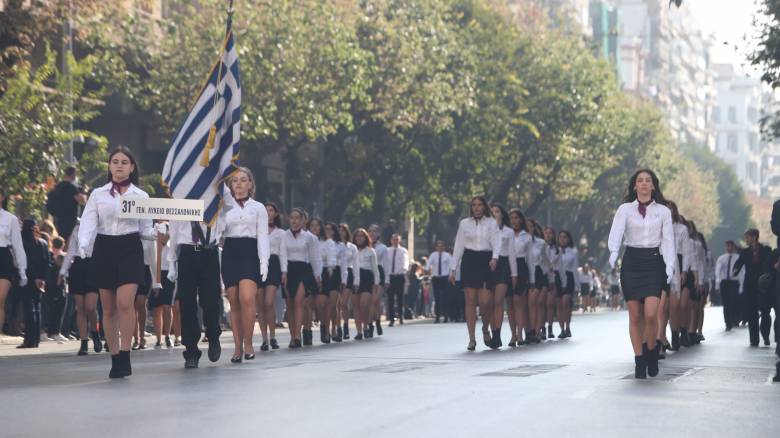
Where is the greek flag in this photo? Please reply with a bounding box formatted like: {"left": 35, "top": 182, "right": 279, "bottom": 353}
{"left": 162, "top": 16, "right": 241, "bottom": 225}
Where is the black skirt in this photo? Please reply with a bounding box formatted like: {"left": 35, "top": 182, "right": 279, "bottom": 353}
{"left": 148, "top": 271, "right": 175, "bottom": 308}
{"left": 358, "top": 268, "right": 375, "bottom": 293}
{"left": 137, "top": 265, "right": 152, "bottom": 297}
{"left": 620, "top": 247, "right": 665, "bottom": 301}
{"left": 491, "top": 255, "right": 512, "bottom": 287}
{"left": 260, "top": 254, "right": 282, "bottom": 288}
{"left": 67, "top": 257, "right": 97, "bottom": 295}
{"left": 580, "top": 283, "right": 590, "bottom": 296}
{"left": 286, "top": 261, "right": 312, "bottom": 297}
{"left": 321, "top": 266, "right": 342, "bottom": 294}
{"left": 91, "top": 233, "right": 145, "bottom": 290}
{"left": 461, "top": 249, "right": 492, "bottom": 289}
{"left": 221, "top": 237, "right": 260, "bottom": 288}
{"left": 378, "top": 265, "right": 386, "bottom": 286}
{"left": 554, "top": 271, "right": 563, "bottom": 291}
{"left": 0, "top": 247, "right": 15, "bottom": 281}
{"left": 557, "top": 271, "right": 575, "bottom": 296}
{"left": 344, "top": 267, "right": 355, "bottom": 291}
{"left": 512, "top": 257, "right": 530, "bottom": 296}
{"left": 533, "top": 265, "right": 549, "bottom": 289}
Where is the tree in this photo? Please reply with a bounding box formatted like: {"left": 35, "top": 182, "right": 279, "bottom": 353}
{"left": 750, "top": 0, "right": 780, "bottom": 138}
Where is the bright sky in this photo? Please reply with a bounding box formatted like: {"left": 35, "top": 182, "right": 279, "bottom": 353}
{"left": 686, "top": 0, "right": 763, "bottom": 75}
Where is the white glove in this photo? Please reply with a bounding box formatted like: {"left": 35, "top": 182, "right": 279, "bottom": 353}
{"left": 152, "top": 282, "right": 163, "bottom": 290}
{"left": 608, "top": 252, "right": 618, "bottom": 269}
{"left": 260, "top": 263, "right": 268, "bottom": 282}
{"left": 167, "top": 265, "right": 177, "bottom": 283}
{"left": 78, "top": 247, "right": 87, "bottom": 259}
{"left": 19, "top": 272, "right": 28, "bottom": 288}
{"left": 154, "top": 223, "right": 169, "bottom": 235}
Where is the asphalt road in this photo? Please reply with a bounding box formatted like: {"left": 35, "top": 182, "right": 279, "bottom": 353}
{"left": 1, "top": 307, "right": 778, "bottom": 438}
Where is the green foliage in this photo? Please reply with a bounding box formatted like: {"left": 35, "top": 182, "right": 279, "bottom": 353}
{"left": 0, "top": 45, "right": 107, "bottom": 215}
{"left": 750, "top": 0, "right": 780, "bottom": 138}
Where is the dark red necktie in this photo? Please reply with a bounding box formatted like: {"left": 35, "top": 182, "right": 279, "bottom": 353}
{"left": 109, "top": 179, "right": 131, "bottom": 197}
{"left": 638, "top": 200, "right": 652, "bottom": 218}
{"left": 235, "top": 196, "right": 249, "bottom": 208}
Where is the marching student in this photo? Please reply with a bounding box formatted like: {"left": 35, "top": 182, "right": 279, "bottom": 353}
{"left": 77, "top": 147, "right": 162, "bottom": 378}
{"left": 556, "top": 230, "right": 578, "bottom": 339}
{"left": 687, "top": 221, "right": 706, "bottom": 345}
{"left": 18, "top": 219, "right": 50, "bottom": 349}
{"left": 543, "top": 226, "right": 560, "bottom": 338}
{"left": 257, "top": 202, "right": 285, "bottom": 351}
{"left": 353, "top": 228, "right": 380, "bottom": 340}
{"left": 579, "top": 265, "right": 594, "bottom": 313}
{"left": 281, "top": 208, "right": 321, "bottom": 348}
{"left": 303, "top": 217, "right": 322, "bottom": 346}
{"left": 0, "top": 188, "right": 26, "bottom": 341}
{"left": 217, "top": 168, "right": 270, "bottom": 362}
{"left": 167, "top": 211, "right": 223, "bottom": 368}
{"left": 384, "top": 233, "right": 409, "bottom": 327}
{"left": 338, "top": 223, "right": 357, "bottom": 340}
{"left": 665, "top": 201, "right": 690, "bottom": 351}
{"left": 132, "top": 238, "right": 158, "bottom": 350}
{"left": 509, "top": 209, "right": 532, "bottom": 346}
{"left": 608, "top": 169, "right": 675, "bottom": 379}
{"left": 322, "top": 222, "right": 342, "bottom": 341}
{"left": 715, "top": 240, "right": 742, "bottom": 331}
{"left": 528, "top": 220, "right": 550, "bottom": 342}
{"left": 368, "top": 224, "right": 387, "bottom": 336}
{"left": 487, "top": 204, "right": 517, "bottom": 349}
{"left": 60, "top": 223, "right": 102, "bottom": 355}
{"left": 148, "top": 225, "right": 175, "bottom": 349}
{"left": 677, "top": 216, "right": 698, "bottom": 347}
{"left": 450, "top": 196, "right": 501, "bottom": 351}
{"left": 315, "top": 221, "right": 341, "bottom": 344}
{"left": 426, "top": 240, "right": 453, "bottom": 324}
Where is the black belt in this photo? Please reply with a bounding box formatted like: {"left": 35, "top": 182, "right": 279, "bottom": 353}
{"left": 181, "top": 243, "right": 218, "bottom": 252}
{"left": 390, "top": 274, "right": 405, "bottom": 278}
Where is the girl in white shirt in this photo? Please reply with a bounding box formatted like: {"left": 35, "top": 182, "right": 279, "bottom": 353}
{"left": 368, "top": 224, "right": 387, "bottom": 337}
{"left": 543, "top": 226, "right": 560, "bottom": 338}
{"left": 338, "top": 223, "right": 357, "bottom": 341}
{"left": 607, "top": 169, "right": 675, "bottom": 379}
{"left": 258, "top": 202, "right": 285, "bottom": 351}
{"left": 508, "top": 209, "right": 532, "bottom": 346}
{"left": 78, "top": 147, "right": 161, "bottom": 378}
{"left": 449, "top": 196, "right": 501, "bottom": 351}
{"left": 0, "top": 189, "right": 26, "bottom": 342}
{"left": 322, "top": 222, "right": 343, "bottom": 343}
{"left": 60, "top": 222, "right": 101, "bottom": 356}
{"left": 281, "top": 208, "right": 320, "bottom": 349}
{"left": 488, "top": 204, "right": 517, "bottom": 350}
{"left": 311, "top": 219, "right": 339, "bottom": 344}
{"left": 557, "top": 230, "right": 578, "bottom": 339}
{"left": 528, "top": 220, "right": 551, "bottom": 342}
{"left": 217, "top": 168, "right": 270, "bottom": 362}
{"left": 131, "top": 238, "right": 158, "bottom": 350}
{"left": 352, "top": 228, "right": 380, "bottom": 341}
{"left": 664, "top": 201, "right": 689, "bottom": 351}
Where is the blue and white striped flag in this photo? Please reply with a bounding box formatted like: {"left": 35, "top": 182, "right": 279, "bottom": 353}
{"left": 162, "top": 16, "right": 241, "bottom": 225}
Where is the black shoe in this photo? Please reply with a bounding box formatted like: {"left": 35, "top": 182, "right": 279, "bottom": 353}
{"left": 483, "top": 330, "right": 492, "bottom": 348}
{"left": 119, "top": 350, "right": 132, "bottom": 377}
{"left": 343, "top": 324, "right": 350, "bottom": 340}
{"left": 565, "top": 328, "right": 572, "bottom": 338}
{"left": 303, "top": 329, "right": 313, "bottom": 346}
{"left": 109, "top": 354, "right": 123, "bottom": 378}
{"left": 355, "top": 333, "right": 363, "bottom": 341}
{"left": 376, "top": 320, "right": 383, "bottom": 336}
{"left": 208, "top": 338, "right": 221, "bottom": 362}
{"left": 260, "top": 342, "right": 269, "bottom": 351}
{"left": 91, "top": 331, "right": 102, "bottom": 353}
{"left": 368, "top": 323, "right": 374, "bottom": 338}
{"left": 634, "top": 355, "right": 647, "bottom": 379}
{"left": 680, "top": 329, "right": 690, "bottom": 347}
{"left": 363, "top": 328, "right": 370, "bottom": 339}
{"left": 244, "top": 353, "right": 255, "bottom": 360}
{"left": 508, "top": 340, "right": 517, "bottom": 348}
{"left": 644, "top": 343, "right": 659, "bottom": 378}
{"left": 270, "top": 338, "right": 280, "bottom": 349}
{"left": 78, "top": 340, "right": 89, "bottom": 356}
{"left": 320, "top": 326, "right": 328, "bottom": 344}
{"left": 16, "top": 343, "right": 34, "bottom": 349}
{"left": 389, "top": 320, "right": 395, "bottom": 327}
{"left": 557, "top": 331, "right": 566, "bottom": 339}
{"left": 289, "top": 339, "right": 302, "bottom": 349}
{"left": 726, "top": 325, "right": 732, "bottom": 332}
{"left": 336, "top": 326, "right": 343, "bottom": 341}
{"left": 764, "top": 337, "right": 771, "bottom": 346}
{"left": 490, "top": 329, "right": 501, "bottom": 349}
{"left": 399, "top": 318, "right": 404, "bottom": 325}
{"left": 165, "top": 335, "right": 173, "bottom": 348}
{"left": 539, "top": 329, "right": 547, "bottom": 341}
{"left": 547, "top": 325, "right": 554, "bottom": 338}
{"left": 184, "top": 349, "right": 202, "bottom": 369}
{"left": 670, "top": 330, "right": 680, "bottom": 351}
{"left": 467, "top": 340, "right": 476, "bottom": 351}
{"left": 104, "top": 341, "right": 110, "bottom": 353}
{"left": 155, "top": 340, "right": 162, "bottom": 348}
{"left": 230, "top": 353, "right": 243, "bottom": 363}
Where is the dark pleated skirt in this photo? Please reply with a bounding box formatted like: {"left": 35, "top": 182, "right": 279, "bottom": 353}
{"left": 620, "top": 247, "right": 665, "bottom": 301}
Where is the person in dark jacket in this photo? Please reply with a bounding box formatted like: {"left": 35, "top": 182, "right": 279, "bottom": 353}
{"left": 732, "top": 229, "right": 773, "bottom": 347}
{"left": 18, "top": 219, "right": 52, "bottom": 348}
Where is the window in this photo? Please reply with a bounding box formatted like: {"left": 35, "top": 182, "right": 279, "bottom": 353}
{"left": 748, "top": 108, "right": 759, "bottom": 123}
{"left": 749, "top": 133, "right": 758, "bottom": 152}
{"left": 747, "top": 163, "right": 758, "bottom": 183}
{"left": 713, "top": 107, "right": 721, "bottom": 124}
{"left": 728, "top": 106, "right": 737, "bottom": 123}
{"left": 728, "top": 134, "right": 738, "bottom": 153}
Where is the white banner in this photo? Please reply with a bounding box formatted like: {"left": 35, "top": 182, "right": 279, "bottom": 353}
{"left": 117, "top": 197, "right": 204, "bottom": 222}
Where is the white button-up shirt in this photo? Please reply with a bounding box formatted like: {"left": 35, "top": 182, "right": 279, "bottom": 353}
{"left": 268, "top": 226, "right": 288, "bottom": 265}
{"left": 281, "top": 230, "right": 321, "bottom": 275}
{"left": 546, "top": 244, "right": 560, "bottom": 276}
{"left": 426, "top": 251, "right": 453, "bottom": 277}
{"left": 673, "top": 222, "right": 693, "bottom": 273}
{"left": 0, "top": 208, "right": 26, "bottom": 274}
{"left": 216, "top": 198, "right": 270, "bottom": 269}
{"left": 355, "top": 246, "right": 380, "bottom": 285}
{"left": 452, "top": 216, "right": 501, "bottom": 272}
{"left": 512, "top": 230, "right": 533, "bottom": 259}
{"left": 374, "top": 241, "right": 388, "bottom": 269}
{"left": 559, "top": 247, "right": 579, "bottom": 289}
{"left": 339, "top": 241, "right": 357, "bottom": 285}
{"left": 78, "top": 182, "right": 155, "bottom": 256}
{"left": 715, "top": 251, "right": 744, "bottom": 291}
{"left": 384, "top": 245, "right": 409, "bottom": 277}
{"left": 529, "top": 238, "right": 551, "bottom": 282}
{"left": 320, "top": 238, "right": 340, "bottom": 269}
{"left": 608, "top": 200, "right": 675, "bottom": 276}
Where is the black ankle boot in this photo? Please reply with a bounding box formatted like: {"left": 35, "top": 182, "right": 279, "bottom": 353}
{"left": 634, "top": 355, "right": 647, "bottom": 379}
{"left": 320, "top": 326, "right": 328, "bottom": 344}
{"left": 670, "top": 330, "right": 680, "bottom": 351}
{"left": 120, "top": 350, "right": 132, "bottom": 377}
{"left": 78, "top": 340, "right": 89, "bottom": 356}
{"left": 491, "top": 328, "right": 501, "bottom": 349}
{"left": 643, "top": 343, "right": 659, "bottom": 377}
{"left": 343, "top": 323, "right": 350, "bottom": 340}
{"left": 109, "top": 354, "right": 123, "bottom": 379}
{"left": 680, "top": 328, "right": 690, "bottom": 347}
{"left": 303, "top": 329, "right": 313, "bottom": 346}
{"left": 375, "top": 320, "right": 383, "bottom": 336}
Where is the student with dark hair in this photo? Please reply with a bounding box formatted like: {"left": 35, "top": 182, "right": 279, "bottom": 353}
{"left": 337, "top": 223, "right": 357, "bottom": 340}
{"left": 557, "top": 230, "right": 578, "bottom": 339}
{"left": 258, "top": 202, "right": 285, "bottom": 351}
{"left": 732, "top": 228, "right": 773, "bottom": 347}
{"left": 78, "top": 147, "right": 163, "bottom": 377}
{"left": 509, "top": 209, "right": 532, "bottom": 346}
{"left": 18, "top": 219, "right": 50, "bottom": 348}
{"left": 485, "top": 204, "right": 517, "bottom": 349}
{"left": 60, "top": 223, "right": 102, "bottom": 355}
{"left": 528, "top": 219, "right": 550, "bottom": 342}
{"left": 0, "top": 188, "right": 26, "bottom": 336}
{"left": 450, "top": 196, "right": 501, "bottom": 351}
{"left": 353, "top": 228, "right": 379, "bottom": 340}
{"left": 368, "top": 224, "right": 387, "bottom": 336}
{"left": 46, "top": 166, "right": 87, "bottom": 241}
{"left": 608, "top": 169, "right": 675, "bottom": 379}
{"left": 44, "top": 238, "right": 68, "bottom": 342}
{"left": 543, "top": 226, "right": 560, "bottom": 338}
{"left": 665, "top": 201, "right": 691, "bottom": 351}
{"left": 315, "top": 221, "right": 341, "bottom": 343}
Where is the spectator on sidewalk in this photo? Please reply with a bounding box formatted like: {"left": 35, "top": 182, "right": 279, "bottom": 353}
{"left": 18, "top": 219, "right": 51, "bottom": 348}
{"left": 45, "top": 166, "right": 87, "bottom": 241}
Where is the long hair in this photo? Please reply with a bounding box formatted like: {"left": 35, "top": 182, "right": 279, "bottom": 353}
{"left": 469, "top": 196, "right": 489, "bottom": 219}
{"left": 687, "top": 219, "right": 698, "bottom": 239}
{"left": 509, "top": 208, "right": 527, "bottom": 232}
{"left": 544, "top": 226, "right": 559, "bottom": 253}
{"left": 490, "top": 203, "right": 510, "bottom": 229}
{"left": 325, "top": 222, "right": 341, "bottom": 243}
{"left": 106, "top": 146, "right": 140, "bottom": 185}
{"left": 266, "top": 202, "right": 282, "bottom": 228}
{"left": 339, "top": 223, "right": 352, "bottom": 244}
{"left": 532, "top": 220, "right": 544, "bottom": 239}
{"left": 697, "top": 232, "right": 708, "bottom": 252}
{"left": 21, "top": 218, "right": 36, "bottom": 243}
{"left": 353, "top": 228, "right": 372, "bottom": 249}
{"left": 667, "top": 200, "right": 681, "bottom": 223}
{"left": 624, "top": 169, "right": 667, "bottom": 205}
{"left": 0, "top": 188, "right": 8, "bottom": 210}
{"left": 308, "top": 217, "right": 324, "bottom": 240}
{"left": 228, "top": 166, "right": 256, "bottom": 198}
{"left": 559, "top": 230, "right": 574, "bottom": 248}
